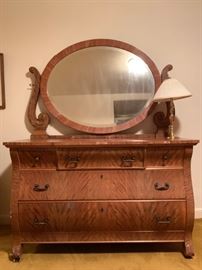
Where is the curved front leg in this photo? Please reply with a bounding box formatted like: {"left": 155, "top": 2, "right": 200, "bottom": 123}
{"left": 184, "top": 240, "right": 194, "bottom": 258}
{"left": 9, "top": 244, "right": 22, "bottom": 262}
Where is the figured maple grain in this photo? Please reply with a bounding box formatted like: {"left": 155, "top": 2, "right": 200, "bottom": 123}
{"left": 145, "top": 147, "right": 184, "bottom": 168}
{"left": 57, "top": 148, "right": 144, "bottom": 169}
{"left": 18, "top": 150, "right": 56, "bottom": 169}
{"left": 20, "top": 231, "right": 185, "bottom": 243}
{"left": 18, "top": 169, "right": 185, "bottom": 200}
{"left": 18, "top": 201, "right": 186, "bottom": 232}
{"left": 40, "top": 39, "right": 161, "bottom": 134}
{"left": 3, "top": 137, "right": 199, "bottom": 260}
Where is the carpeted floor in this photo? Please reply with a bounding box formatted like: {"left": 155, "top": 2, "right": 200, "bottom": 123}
{"left": 0, "top": 219, "right": 202, "bottom": 270}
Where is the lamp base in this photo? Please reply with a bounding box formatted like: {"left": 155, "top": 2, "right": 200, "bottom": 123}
{"left": 167, "top": 124, "right": 175, "bottom": 140}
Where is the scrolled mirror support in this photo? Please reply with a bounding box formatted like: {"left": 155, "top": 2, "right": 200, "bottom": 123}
{"left": 153, "top": 64, "right": 174, "bottom": 137}
{"left": 27, "top": 67, "right": 50, "bottom": 139}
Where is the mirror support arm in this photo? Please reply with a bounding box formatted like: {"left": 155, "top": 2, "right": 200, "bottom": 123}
{"left": 27, "top": 67, "right": 50, "bottom": 139}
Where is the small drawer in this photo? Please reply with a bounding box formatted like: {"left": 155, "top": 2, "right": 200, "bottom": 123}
{"left": 146, "top": 147, "right": 184, "bottom": 168}
{"left": 18, "top": 150, "right": 56, "bottom": 170}
{"left": 18, "top": 201, "right": 186, "bottom": 233}
{"left": 57, "top": 148, "right": 144, "bottom": 170}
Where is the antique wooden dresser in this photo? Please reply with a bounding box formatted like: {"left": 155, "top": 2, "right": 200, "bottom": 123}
{"left": 3, "top": 39, "right": 199, "bottom": 261}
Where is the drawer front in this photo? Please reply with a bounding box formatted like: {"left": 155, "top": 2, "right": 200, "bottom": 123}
{"left": 19, "top": 169, "right": 185, "bottom": 200}
{"left": 137, "top": 170, "right": 185, "bottom": 199}
{"left": 19, "top": 201, "right": 186, "bottom": 232}
{"left": 146, "top": 147, "right": 184, "bottom": 168}
{"left": 19, "top": 170, "right": 135, "bottom": 200}
{"left": 57, "top": 148, "right": 144, "bottom": 170}
{"left": 18, "top": 150, "right": 56, "bottom": 169}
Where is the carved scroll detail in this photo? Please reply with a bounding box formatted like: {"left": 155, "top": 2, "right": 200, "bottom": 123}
{"left": 153, "top": 64, "right": 174, "bottom": 137}
{"left": 27, "top": 67, "right": 50, "bottom": 139}
{"left": 161, "top": 64, "right": 173, "bottom": 81}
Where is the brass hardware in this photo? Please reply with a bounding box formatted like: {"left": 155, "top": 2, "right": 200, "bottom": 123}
{"left": 167, "top": 100, "right": 175, "bottom": 140}
{"left": 33, "top": 218, "right": 49, "bottom": 225}
{"left": 156, "top": 216, "right": 171, "bottom": 224}
{"left": 121, "top": 156, "right": 136, "bottom": 167}
{"left": 162, "top": 154, "right": 168, "bottom": 160}
{"left": 65, "top": 156, "right": 80, "bottom": 168}
{"left": 154, "top": 182, "right": 170, "bottom": 191}
{"left": 162, "top": 153, "right": 169, "bottom": 166}
{"left": 32, "top": 156, "right": 41, "bottom": 167}
{"left": 33, "top": 184, "right": 49, "bottom": 192}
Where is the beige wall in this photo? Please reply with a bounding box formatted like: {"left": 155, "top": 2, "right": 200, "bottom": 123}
{"left": 0, "top": 0, "right": 201, "bottom": 223}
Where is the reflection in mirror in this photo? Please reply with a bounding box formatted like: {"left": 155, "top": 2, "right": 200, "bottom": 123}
{"left": 47, "top": 46, "right": 155, "bottom": 128}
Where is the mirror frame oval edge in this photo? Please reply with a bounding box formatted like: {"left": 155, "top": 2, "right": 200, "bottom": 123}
{"left": 40, "top": 39, "right": 161, "bottom": 134}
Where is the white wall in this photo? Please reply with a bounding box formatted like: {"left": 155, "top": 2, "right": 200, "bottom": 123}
{"left": 0, "top": 0, "right": 201, "bottom": 223}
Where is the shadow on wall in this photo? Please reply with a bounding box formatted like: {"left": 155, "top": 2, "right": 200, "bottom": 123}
{"left": 0, "top": 165, "right": 12, "bottom": 225}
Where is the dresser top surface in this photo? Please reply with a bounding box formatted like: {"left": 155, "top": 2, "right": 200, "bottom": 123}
{"left": 3, "top": 134, "right": 199, "bottom": 148}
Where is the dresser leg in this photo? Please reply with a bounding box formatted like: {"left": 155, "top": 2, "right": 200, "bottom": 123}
{"left": 183, "top": 240, "right": 194, "bottom": 258}
{"left": 9, "top": 244, "right": 22, "bottom": 262}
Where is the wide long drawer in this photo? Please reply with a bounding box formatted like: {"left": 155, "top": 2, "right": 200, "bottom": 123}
{"left": 18, "top": 170, "right": 185, "bottom": 200}
{"left": 19, "top": 201, "right": 186, "bottom": 232}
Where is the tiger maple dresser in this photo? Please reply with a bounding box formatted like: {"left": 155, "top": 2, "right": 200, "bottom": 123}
{"left": 3, "top": 39, "right": 199, "bottom": 261}
{"left": 4, "top": 135, "right": 198, "bottom": 261}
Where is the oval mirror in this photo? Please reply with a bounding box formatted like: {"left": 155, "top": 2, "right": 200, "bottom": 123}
{"left": 40, "top": 39, "right": 161, "bottom": 134}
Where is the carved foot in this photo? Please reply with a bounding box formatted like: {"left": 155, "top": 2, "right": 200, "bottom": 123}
{"left": 9, "top": 253, "right": 21, "bottom": 262}
{"left": 183, "top": 240, "right": 194, "bottom": 258}
{"left": 9, "top": 244, "right": 22, "bottom": 262}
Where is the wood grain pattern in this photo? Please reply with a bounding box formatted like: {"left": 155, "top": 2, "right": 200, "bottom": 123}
{"left": 40, "top": 39, "right": 161, "bottom": 134}
{"left": 27, "top": 67, "right": 50, "bottom": 138}
{"left": 18, "top": 201, "right": 186, "bottom": 232}
{"left": 18, "top": 169, "right": 185, "bottom": 200}
{"left": 18, "top": 150, "right": 56, "bottom": 169}
{"left": 57, "top": 148, "right": 144, "bottom": 169}
{"left": 145, "top": 147, "right": 184, "bottom": 168}
{"left": 20, "top": 231, "right": 185, "bottom": 243}
{"left": 3, "top": 137, "right": 199, "bottom": 260}
{"left": 3, "top": 135, "right": 199, "bottom": 148}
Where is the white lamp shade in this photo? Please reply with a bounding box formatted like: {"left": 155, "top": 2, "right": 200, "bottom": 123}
{"left": 153, "top": 78, "right": 192, "bottom": 102}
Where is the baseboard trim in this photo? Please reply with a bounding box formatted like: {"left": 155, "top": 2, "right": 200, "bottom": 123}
{"left": 195, "top": 208, "right": 202, "bottom": 219}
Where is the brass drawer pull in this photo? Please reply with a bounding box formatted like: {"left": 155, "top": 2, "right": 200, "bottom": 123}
{"left": 33, "top": 184, "right": 49, "bottom": 192}
{"left": 154, "top": 182, "right": 170, "bottom": 191}
{"left": 65, "top": 156, "right": 80, "bottom": 168}
{"left": 32, "top": 156, "right": 41, "bottom": 167}
{"left": 156, "top": 216, "right": 171, "bottom": 224}
{"left": 162, "top": 153, "right": 170, "bottom": 166}
{"left": 121, "top": 156, "right": 136, "bottom": 167}
{"left": 33, "top": 218, "right": 49, "bottom": 225}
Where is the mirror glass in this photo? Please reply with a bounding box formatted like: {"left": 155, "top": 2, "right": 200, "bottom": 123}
{"left": 47, "top": 46, "right": 155, "bottom": 128}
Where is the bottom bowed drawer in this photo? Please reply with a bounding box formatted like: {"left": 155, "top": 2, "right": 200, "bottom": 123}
{"left": 18, "top": 201, "right": 186, "bottom": 233}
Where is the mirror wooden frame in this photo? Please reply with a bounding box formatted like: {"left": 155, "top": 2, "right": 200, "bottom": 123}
{"left": 39, "top": 39, "right": 161, "bottom": 134}
{"left": 0, "top": 53, "right": 5, "bottom": 110}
